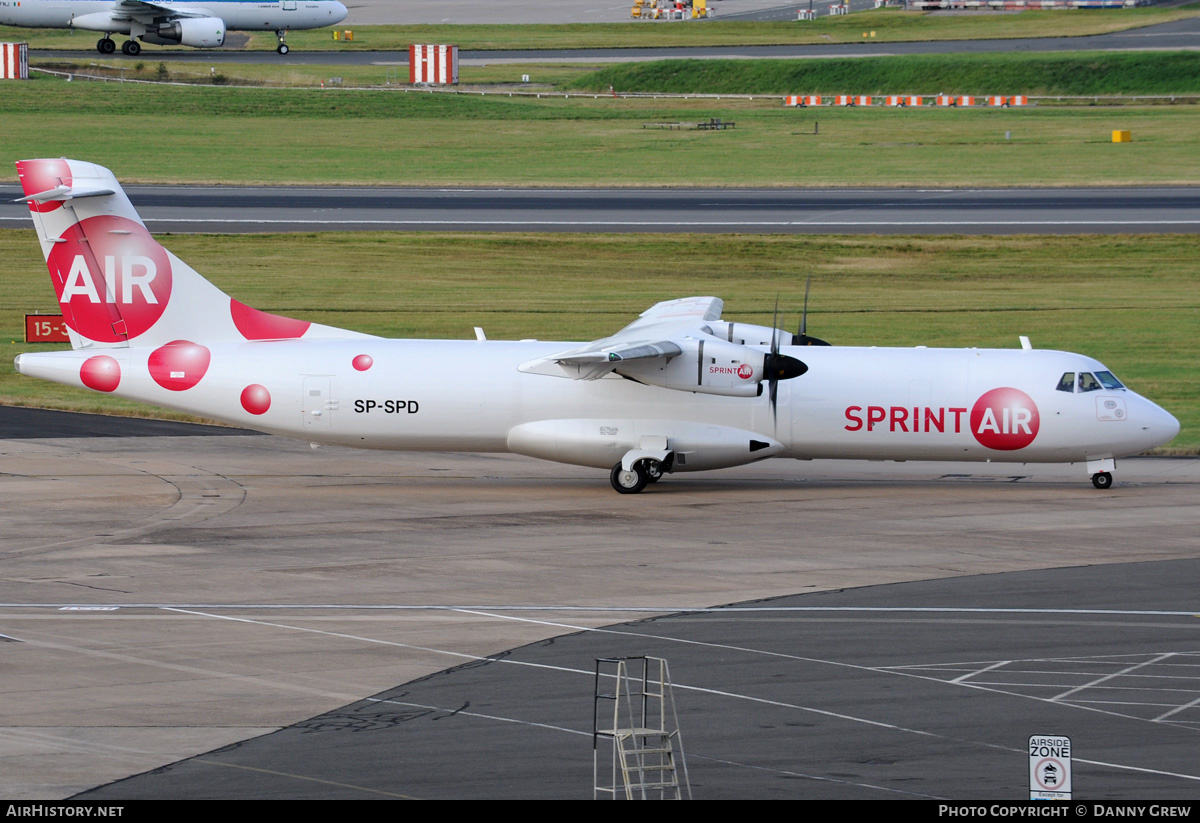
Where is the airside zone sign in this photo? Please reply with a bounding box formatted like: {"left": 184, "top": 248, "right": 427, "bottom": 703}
{"left": 1030, "top": 735, "right": 1072, "bottom": 800}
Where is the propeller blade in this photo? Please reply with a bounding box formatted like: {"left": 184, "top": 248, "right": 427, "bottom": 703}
{"left": 770, "top": 372, "right": 779, "bottom": 427}
{"left": 792, "top": 276, "right": 832, "bottom": 347}
{"left": 801, "top": 275, "right": 811, "bottom": 338}
{"left": 769, "top": 296, "right": 781, "bottom": 426}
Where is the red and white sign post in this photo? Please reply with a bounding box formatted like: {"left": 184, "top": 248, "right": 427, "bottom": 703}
{"left": 1, "top": 42, "right": 28, "bottom": 80}
{"left": 409, "top": 44, "right": 459, "bottom": 85}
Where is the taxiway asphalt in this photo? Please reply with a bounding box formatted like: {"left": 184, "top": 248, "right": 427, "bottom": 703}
{"left": 0, "top": 409, "right": 1196, "bottom": 798}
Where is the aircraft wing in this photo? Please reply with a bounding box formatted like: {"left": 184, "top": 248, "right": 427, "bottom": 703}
{"left": 518, "top": 297, "right": 725, "bottom": 381}
{"left": 618, "top": 296, "right": 724, "bottom": 333}
{"left": 111, "top": 0, "right": 214, "bottom": 20}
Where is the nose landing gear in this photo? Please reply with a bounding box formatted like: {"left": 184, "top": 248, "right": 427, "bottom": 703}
{"left": 1091, "top": 471, "right": 1113, "bottom": 489}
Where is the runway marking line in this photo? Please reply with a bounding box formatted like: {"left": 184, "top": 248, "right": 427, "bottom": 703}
{"left": 190, "top": 758, "right": 419, "bottom": 799}
{"left": 1050, "top": 651, "right": 1177, "bottom": 702}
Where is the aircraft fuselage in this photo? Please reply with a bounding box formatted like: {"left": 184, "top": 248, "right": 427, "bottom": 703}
{"left": 14, "top": 340, "right": 1177, "bottom": 472}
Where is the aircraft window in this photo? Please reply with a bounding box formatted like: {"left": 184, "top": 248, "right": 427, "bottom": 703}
{"left": 1078, "top": 372, "right": 1102, "bottom": 392}
{"left": 1056, "top": 373, "right": 1075, "bottom": 393}
{"left": 1095, "top": 370, "right": 1124, "bottom": 389}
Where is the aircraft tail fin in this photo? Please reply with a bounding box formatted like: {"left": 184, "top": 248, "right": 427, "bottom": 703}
{"left": 15, "top": 158, "right": 358, "bottom": 351}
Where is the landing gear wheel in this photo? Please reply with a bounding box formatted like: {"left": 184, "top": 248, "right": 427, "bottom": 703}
{"left": 610, "top": 462, "right": 648, "bottom": 495}
{"left": 277, "top": 43, "right": 289, "bottom": 55}
{"left": 97, "top": 37, "right": 116, "bottom": 55}
{"left": 643, "top": 460, "right": 663, "bottom": 484}
{"left": 121, "top": 39, "right": 141, "bottom": 56}
{"left": 1091, "top": 471, "right": 1113, "bottom": 490}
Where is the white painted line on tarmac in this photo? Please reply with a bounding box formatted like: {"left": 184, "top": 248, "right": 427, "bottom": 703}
{"left": 950, "top": 659, "right": 1009, "bottom": 683}
{"left": 8, "top": 604, "right": 1200, "bottom": 616}
{"left": 1154, "top": 692, "right": 1200, "bottom": 722}
{"left": 1050, "top": 652, "right": 1177, "bottom": 702}
{"left": 366, "top": 696, "right": 588, "bottom": 737}
{"left": 190, "top": 758, "right": 418, "bottom": 799}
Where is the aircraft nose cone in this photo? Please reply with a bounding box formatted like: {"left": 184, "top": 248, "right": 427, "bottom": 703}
{"left": 333, "top": 1, "right": 349, "bottom": 22}
{"left": 1139, "top": 397, "right": 1180, "bottom": 450}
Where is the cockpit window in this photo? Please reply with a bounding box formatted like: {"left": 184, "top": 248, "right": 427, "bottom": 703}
{"left": 1078, "top": 372, "right": 1102, "bottom": 392}
{"left": 1056, "top": 373, "right": 1075, "bottom": 393}
{"left": 1095, "top": 370, "right": 1124, "bottom": 390}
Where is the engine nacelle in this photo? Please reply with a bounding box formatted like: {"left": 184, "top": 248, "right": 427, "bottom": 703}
{"left": 507, "top": 419, "right": 783, "bottom": 471}
{"left": 156, "top": 17, "right": 226, "bottom": 48}
{"left": 704, "top": 321, "right": 787, "bottom": 347}
{"left": 616, "top": 338, "right": 766, "bottom": 398}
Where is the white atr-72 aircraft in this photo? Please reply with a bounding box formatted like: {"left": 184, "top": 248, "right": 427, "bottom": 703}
{"left": 12, "top": 159, "right": 1181, "bottom": 494}
{"left": 0, "top": 0, "right": 347, "bottom": 55}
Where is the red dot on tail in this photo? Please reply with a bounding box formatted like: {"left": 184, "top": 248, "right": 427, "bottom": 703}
{"left": 240, "top": 384, "right": 271, "bottom": 415}
{"left": 80, "top": 355, "right": 121, "bottom": 392}
{"left": 148, "top": 340, "right": 211, "bottom": 391}
{"left": 352, "top": 354, "right": 373, "bottom": 371}
{"left": 16, "top": 159, "right": 71, "bottom": 213}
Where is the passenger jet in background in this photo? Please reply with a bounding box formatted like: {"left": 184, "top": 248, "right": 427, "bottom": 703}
{"left": 12, "top": 159, "right": 1181, "bottom": 493}
{"left": 0, "top": 0, "right": 348, "bottom": 54}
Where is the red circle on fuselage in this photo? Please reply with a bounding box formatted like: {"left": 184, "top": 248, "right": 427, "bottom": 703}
{"left": 970, "top": 387, "right": 1039, "bottom": 450}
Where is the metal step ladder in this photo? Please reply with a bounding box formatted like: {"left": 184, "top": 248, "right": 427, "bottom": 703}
{"left": 593, "top": 656, "right": 691, "bottom": 799}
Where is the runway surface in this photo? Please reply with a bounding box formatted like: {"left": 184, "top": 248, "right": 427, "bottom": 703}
{"left": 34, "top": 14, "right": 1200, "bottom": 65}
{"left": 5, "top": 185, "right": 1199, "bottom": 235}
{"left": 0, "top": 409, "right": 1196, "bottom": 798}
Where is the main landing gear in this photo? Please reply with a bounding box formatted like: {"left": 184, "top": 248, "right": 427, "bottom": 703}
{"left": 95, "top": 37, "right": 139, "bottom": 55}
{"left": 1091, "top": 471, "right": 1113, "bottom": 490}
{"left": 610, "top": 456, "right": 669, "bottom": 495}
{"left": 275, "top": 29, "right": 290, "bottom": 54}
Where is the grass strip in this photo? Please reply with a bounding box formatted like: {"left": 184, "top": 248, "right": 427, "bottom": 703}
{"left": 570, "top": 51, "right": 1200, "bottom": 96}
{"left": 3, "top": 77, "right": 1200, "bottom": 187}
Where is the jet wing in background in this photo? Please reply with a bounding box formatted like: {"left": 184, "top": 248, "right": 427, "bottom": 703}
{"left": 109, "top": 0, "right": 215, "bottom": 21}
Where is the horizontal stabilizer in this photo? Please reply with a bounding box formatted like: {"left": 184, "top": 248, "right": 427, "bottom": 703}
{"left": 17, "top": 183, "right": 114, "bottom": 204}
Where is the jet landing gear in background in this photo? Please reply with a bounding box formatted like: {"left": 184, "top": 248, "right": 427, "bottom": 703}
{"left": 1091, "top": 471, "right": 1113, "bottom": 489}
{"left": 96, "top": 36, "right": 116, "bottom": 54}
{"left": 275, "top": 29, "right": 290, "bottom": 54}
{"left": 121, "top": 39, "right": 141, "bottom": 56}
